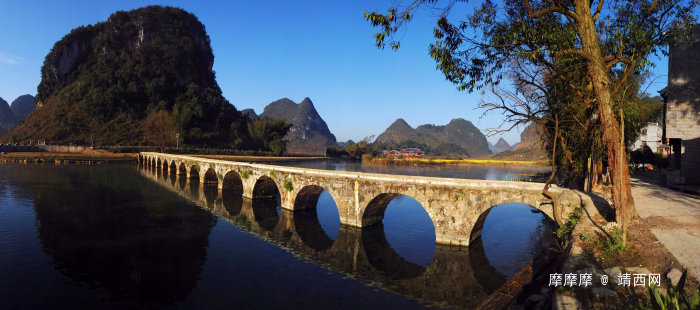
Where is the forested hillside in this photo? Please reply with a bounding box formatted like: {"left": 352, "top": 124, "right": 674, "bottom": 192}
{"left": 375, "top": 118, "right": 490, "bottom": 158}
{"left": 2, "top": 6, "right": 246, "bottom": 147}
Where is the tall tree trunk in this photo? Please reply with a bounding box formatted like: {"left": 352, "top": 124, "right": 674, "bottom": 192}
{"left": 544, "top": 115, "right": 561, "bottom": 226}
{"left": 574, "top": 0, "right": 637, "bottom": 245}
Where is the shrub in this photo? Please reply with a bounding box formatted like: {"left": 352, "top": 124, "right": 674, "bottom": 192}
{"left": 283, "top": 179, "right": 293, "bottom": 191}
{"left": 637, "top": 269, "right": 699, "bottom": 310}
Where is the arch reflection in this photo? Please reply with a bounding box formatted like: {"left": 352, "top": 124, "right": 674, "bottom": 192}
{"left": 137, "top": 167, "right": 554, "bottom": 309}
{"left": 251, "top": 195, "right": 280, "bottom": 231}
{"left": 361, "top": 223, "right": 426, "bottom": 280}
{"left": 293, "top": 209, "right": 335, "bottom": 251}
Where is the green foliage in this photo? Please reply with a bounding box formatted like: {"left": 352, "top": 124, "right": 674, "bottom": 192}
{"left": 28, "top": 5, "right": 245, "bottom": 147}
{"left": 244, "top": 118, "right": 292, "bottom": 152}
{"left": 346, "top": 135, "right": 374, "bottom": 158}
{"left": 551, "top": 205, "right": 584, "bottom": 252}
{"left": 597, "top": 226, "right": 625, "bottom": 255}
{"left": 556, "top": 206, "right": 583, "bottom": 239}
{"left": 654, "top": 152, "right": 669, "bottom": 169}
{"left": 240, "top": 170, "right": 252, "bottom": 180}
{"left": 581, "top": 232, "right": 593, "bottom": 242}
{"left": 283, "top": 179, "right": 293, "bottom": 192}
{"left": 216, "top": 173, "right": 223, "bottom": 180}
{"left": 637, "top": 269, "right": 700, "bottom": 310}
{"left": 269, "top": 138, "right": 286, "bottom": 156}
{"left": 269, "top": 170, "right": 275, "bottom": 177}
{"left": 365, "top": 0, "right": 696, "bottom": 94}
{"left": 209, "top": 163, "right": 216, "bottom": 170}
{"left": 192, "top": 164, "right": 200, "bottom": 172}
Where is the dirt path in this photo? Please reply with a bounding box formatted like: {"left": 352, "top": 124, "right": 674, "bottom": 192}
{"left": 631, "top": 172, "right": 700, "bottom": 280}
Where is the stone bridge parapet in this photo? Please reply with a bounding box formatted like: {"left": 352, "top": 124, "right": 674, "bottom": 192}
{"left": 140, "top": 152, "right": 584, "bottom": 246}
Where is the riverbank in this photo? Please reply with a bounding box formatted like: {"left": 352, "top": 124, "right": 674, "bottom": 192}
{"left": 549, "top": 184, "right": 700, "bottom": 309}
{"left": 0, "top": 152, "right": 137, "bottom": 163}
{"left": 191, "top": 154, "right": 328, "bottom": 163}
{"left": 362, "top": 156, "right": 548, "bottom": 166}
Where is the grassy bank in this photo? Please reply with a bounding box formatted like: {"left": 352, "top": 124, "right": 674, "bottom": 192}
{"left": 362, "top": 156, "right": 547, "bottom": 166}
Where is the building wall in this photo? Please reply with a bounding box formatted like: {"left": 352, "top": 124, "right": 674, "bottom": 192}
{"left": 633, "top": 123, "right": 663, "bottom": 151}
{"left": 667, "top": 25, "right": 700, "bottom": 184}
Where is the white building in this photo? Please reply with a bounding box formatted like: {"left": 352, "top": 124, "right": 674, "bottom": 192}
{"left": 632, "top": 123, "right": 665, "bottom": 152}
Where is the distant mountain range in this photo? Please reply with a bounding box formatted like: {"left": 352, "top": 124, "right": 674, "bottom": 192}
{"left": 0, "top": 94, "right": 37, "bottom": 138}
{"left": 11, "top": 95, "right": 35, "bottom": 122}
{"left": 0, "top": 97, "right": 15, "bottom": 138}
{"left": 245, "top": 97, "right": 337, "bottom": 153}
{"left": 491, "top": 137, "right": 513, "bottom": 154}
{"left": 375, "top": 118, "right": 491, "bottom": 158}
{"left": 513, "top": 122, "right": 542, "bottom": 151}
{"left": 488, "top": 122, "right": 547, "bottom": 161}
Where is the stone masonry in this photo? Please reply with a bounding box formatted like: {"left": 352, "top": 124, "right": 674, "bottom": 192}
{"left": 666, "top": 25, "right": 700, "bottom": 185}
{"left": 140, "top": 152, "right": 585, "bottom": 246}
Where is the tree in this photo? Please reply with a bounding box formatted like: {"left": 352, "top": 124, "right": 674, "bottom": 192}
{"left": 245, "top": 118, "right": 293, "bottom": 152}
{"left": 365, "top": 0, "right": 697, "bottom": 245}
{"left": 346, "top": 135, "right": 374, "bottom": 158}
{"left": 144, "top": 110, "right": 177, "bottom": 152}
{"left": 269, "top": 138, "right": 286, "bottom": 156}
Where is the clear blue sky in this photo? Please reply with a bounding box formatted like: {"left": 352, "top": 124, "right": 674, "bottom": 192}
{"left": 0, "top": 0, "right": 671, "bottom": 145}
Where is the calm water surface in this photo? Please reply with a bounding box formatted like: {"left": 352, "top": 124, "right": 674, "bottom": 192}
{"left": 0, "top": 162, "right": 553, "bottom": 309}
{"left": 274, "top": 158, "right": 550, "bottom": 182}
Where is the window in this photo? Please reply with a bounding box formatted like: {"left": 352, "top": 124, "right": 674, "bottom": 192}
{"left": 642, "top": 141, "right": 647, "bottom": 146}
{"left": 642, "top": 129, "right": 647, "bottom": 136}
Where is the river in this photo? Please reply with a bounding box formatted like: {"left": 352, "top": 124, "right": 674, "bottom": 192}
{"left": 0, "top": 162, "right": 553, "bottom": 309}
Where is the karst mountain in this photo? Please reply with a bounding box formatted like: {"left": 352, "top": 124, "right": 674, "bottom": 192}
{"left": 2, "top": 6, "right": 244, "bottom": 146}
{"left": 375, "top": 118, "right": 490, "bottom": 158}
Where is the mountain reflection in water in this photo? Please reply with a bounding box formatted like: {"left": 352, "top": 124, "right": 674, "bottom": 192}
{"left": 0, "top": 163, "right": 553, "bottom": 309}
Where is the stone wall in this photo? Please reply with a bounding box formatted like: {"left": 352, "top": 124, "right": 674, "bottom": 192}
{"left": 667, "top": 25, "right": 700, "bottom": 185}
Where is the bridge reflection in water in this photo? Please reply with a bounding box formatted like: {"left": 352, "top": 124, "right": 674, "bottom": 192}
{"left": 139, "top": 165, "right": 535, "bottom": 309}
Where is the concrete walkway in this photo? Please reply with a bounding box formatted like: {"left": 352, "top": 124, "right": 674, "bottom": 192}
{"left": 631, "top": 171, "right": 700, "bottom": 278}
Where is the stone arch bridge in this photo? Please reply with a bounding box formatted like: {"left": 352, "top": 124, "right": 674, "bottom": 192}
{"left": 140, "top": 152, "right": 583, "bottom": 246}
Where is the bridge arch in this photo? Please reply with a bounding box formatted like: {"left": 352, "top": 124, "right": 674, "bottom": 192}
{"left": 169, "top": 160, "right": 177, "bottom": 173}
{"left": 291, "top": 185, "right": 342, "bottom": 251}
{"left": 178, "top": 162, "right": 187, "bottom": 175}
{"left": 293, "top": 185, "right": 338, "bottom": 210}
{"left": 361, "top": 193, "right": 436, "bottom": 231}
{"left": 156, "top": 158, "right": 162, "bottom": 168}
{"left": 468, "top": 201, "right": 554, "bottom": 245}
{"left": 222, "top": 170, "right": 243, "bottom": 189}
{"left": 162, "top": 159, "right": 169, "bottom": 171}
{"left": 360, "top": 193, "right": 437, "bottom": 268}
{"left": 252, "top": 175, "right": 281, "bottom": 199}
{"left": 361, "top": 223, "right": 427, "bottom": 280}
{"left": 189, "top": 165, "right": 200, "bottom": 181}
{"left": 203, "top": 168, "right": 218, "bottom": 185}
